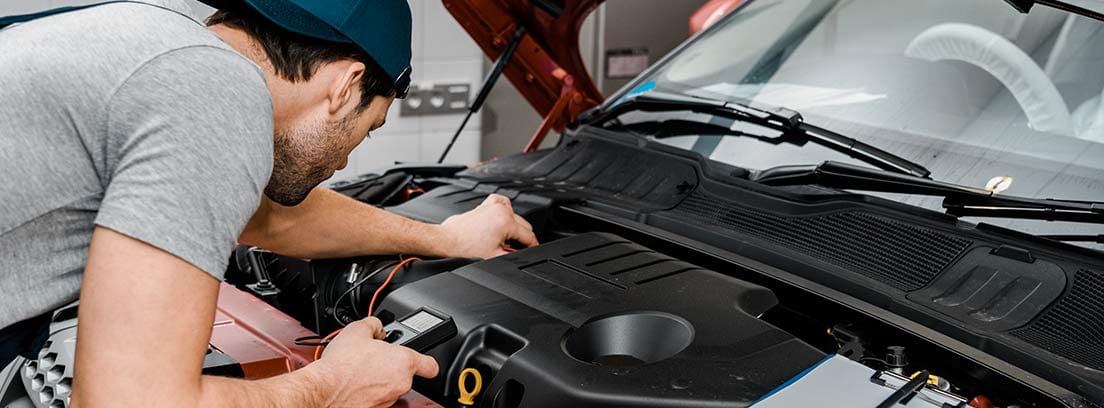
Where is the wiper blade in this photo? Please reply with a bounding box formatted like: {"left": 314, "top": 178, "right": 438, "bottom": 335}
{"left": 617, "top": 119, "right": 778, "bottom": 142}
{"left": 1003, "top": 0, "right": 1104, "bottom": 22}
{"left": 1041, "top": 234, "right": 1104, "bottom": 244}
{"left": 581, "top": 91, "right": 932, "bottom": 178}
{"left": 757, "top": 161, "right": 1104, "bottom": 224}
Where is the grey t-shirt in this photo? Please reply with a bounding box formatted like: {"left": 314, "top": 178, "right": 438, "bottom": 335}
{"left": 0, "top": 1, "right": 274, "bottom": 329}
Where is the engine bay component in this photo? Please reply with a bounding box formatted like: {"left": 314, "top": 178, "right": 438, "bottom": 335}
{"left": 752, "top": 355, "right": 968, "bottom": 407}
{"left": 226, "top": 247, "right": 476, "bottom": 335}
{"left": 381, "top": 307, "right": 457, "bottom": 353}
{"left": 212, "top": 159, "right": 1094, "bottom": 407}
{"left": 17, "top": 317, "right": 77, "bottom": 408}
{"left": 208, "top": 283, "right": 317, "bottom": 378}
{"left": 456, "top": 367, "right": 484, "bottom": 407}
{"left": 376, "top": 232, "right": 826, "bottom": 407}
{"left": 5, "top": 298, "right": 258, "bottom": 408}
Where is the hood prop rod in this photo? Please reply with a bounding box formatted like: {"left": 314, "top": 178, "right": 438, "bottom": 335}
{"left": 524, "top": 69, "right": 576, "bottom": 152}
{"left": 438, "top": 25, "right": 527, "bottom": 163}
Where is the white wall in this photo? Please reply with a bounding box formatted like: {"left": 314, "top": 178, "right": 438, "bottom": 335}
{"left": 0, "top": 1, "right": 484, "bottom": 181}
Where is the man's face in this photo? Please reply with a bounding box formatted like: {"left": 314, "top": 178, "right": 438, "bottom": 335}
{"left": 265, "top": 94, "right": 394, "bottom": 206}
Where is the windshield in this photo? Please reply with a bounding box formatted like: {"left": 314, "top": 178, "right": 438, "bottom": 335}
{"left": 611, "top": 0, "right": 1104, "bottom": 249}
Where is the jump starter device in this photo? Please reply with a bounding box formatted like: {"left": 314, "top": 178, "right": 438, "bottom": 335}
{"left": 382, "top": 307, "right": 457, "bottom": 352}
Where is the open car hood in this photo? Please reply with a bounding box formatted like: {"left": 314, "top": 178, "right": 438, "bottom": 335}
{"left": 442, "top": 0, "right": 605, "bottom": 150}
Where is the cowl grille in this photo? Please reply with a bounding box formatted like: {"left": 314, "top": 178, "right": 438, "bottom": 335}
{"left": 673, "top": 192, "right": 971, "bottom": 291}
{"left": 1011, "top": 269, "right": 1104, "bottom": 372}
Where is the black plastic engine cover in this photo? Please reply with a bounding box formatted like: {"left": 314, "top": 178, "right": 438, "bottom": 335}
{"left": 377, "top": 232, "right": 825, "bottom": 408}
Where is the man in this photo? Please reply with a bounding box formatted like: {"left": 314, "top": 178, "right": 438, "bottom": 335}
{"left": 0, "top": 0, "right": 537, "bottom": 406}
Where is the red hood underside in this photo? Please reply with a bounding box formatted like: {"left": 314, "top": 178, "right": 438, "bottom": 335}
{"left": 442, "top": 0, "right": 605, "bottom": 149}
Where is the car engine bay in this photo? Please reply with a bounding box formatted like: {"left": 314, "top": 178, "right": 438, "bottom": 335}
{"left": 9, "top": 130, "right": 1099, "bottom": 408}
{"left": 208, "top": 130, "right": 1104, "bottom": 407}
{"left": 4, "top": 0, "right": 1104, "bottom": 407}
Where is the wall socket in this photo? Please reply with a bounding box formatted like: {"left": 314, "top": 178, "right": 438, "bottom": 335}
{"left": 400, "top": 83, "right": 471, "bottom": 116}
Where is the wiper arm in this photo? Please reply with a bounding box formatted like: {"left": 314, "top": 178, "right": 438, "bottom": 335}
{"left": 581, "top": 91, "right": 932, "bottom": 178}
{"left": 1003, "top": 0, "right": 1104, "bottom": 22}
{"left": 757, "top": 161, "right": 1104, "bottom": 224}
{"left": 617, "top": 119, "right": 779, "bottom": 143}
{"left": 1040, "top": 234, "right": 1104, "bottom": 244}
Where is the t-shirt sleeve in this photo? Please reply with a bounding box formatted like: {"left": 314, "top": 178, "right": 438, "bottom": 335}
{"left": 96, "top": 46, "right": 274, "bottom": 279}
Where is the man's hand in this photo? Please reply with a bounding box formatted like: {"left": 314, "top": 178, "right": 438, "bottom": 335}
{"left": 307, "top": 318, "right": 439, "bottom": 408}
{"left": 437, "top": 194, "right": 539, "bottom": 258}
{"left": 242, "top": 189, "right": 538, "bottom": 260}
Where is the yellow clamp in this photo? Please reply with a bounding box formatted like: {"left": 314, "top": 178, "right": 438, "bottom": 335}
{"left": 909, "top": 371, "right": 942, "bottom": 386}
{"left": 457, "top": 368, "right": 484, "bottom": 406}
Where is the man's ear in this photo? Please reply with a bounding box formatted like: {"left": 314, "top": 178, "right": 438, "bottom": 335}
{"left": 328, "top": 61, "right": 366, "bottom": 116}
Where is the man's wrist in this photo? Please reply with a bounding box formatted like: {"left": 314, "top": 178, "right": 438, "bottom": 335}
{"left": 413, "top": 222, "right": 453, "bottom": 258}
{"left": 283, "top": 363, "right": 334, "bottom": 407}
{"left": 198, "top": 365, "right": 332, "bottom": 408}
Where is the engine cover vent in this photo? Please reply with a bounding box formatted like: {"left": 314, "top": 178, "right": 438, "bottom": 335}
{"left": 1011, "top": 269, "right": 1104, "bottom": 372}
{"left": 674, "top": 192, "right": 972, "bottom": 291}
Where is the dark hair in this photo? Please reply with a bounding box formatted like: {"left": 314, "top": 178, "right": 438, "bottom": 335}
{"left": 206, "top": 7, "right": 397, "bottom": 111}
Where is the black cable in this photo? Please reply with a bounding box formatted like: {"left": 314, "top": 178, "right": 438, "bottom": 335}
{"left": 350, "top": 262, "right": 394, "bottom": 318}
{"left": 331, "top": 261, "right": 395, "bottom": 326}
{"left": 859, "top": 356, "right": 888, "bottom": 366}
{"left": 875, "top": 370, "right": 929, "bottom": 408}
{"left": 332, "top": 263, "right": 391, "bottom": 326}
{"left": 293, "top": 335, "right": 331, "bottom": 347}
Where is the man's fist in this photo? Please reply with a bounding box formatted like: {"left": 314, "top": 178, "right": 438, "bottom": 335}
{"left": 437, "top": 194, "right": 538, "bottom": 258}
{"left": 312, "top": 318, "right": 439, "bottom": 408}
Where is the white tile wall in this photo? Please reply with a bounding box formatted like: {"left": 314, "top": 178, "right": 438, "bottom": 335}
{"left": 420, "top": 0, "right": 482, "bottom": 61}
{"left": 414, "top": 59, "right": 484, "bottom": 132}
{"left": 421, "top": 130, "right": 481, "bottom": 164}
{"left": 337, "top": 132, "right": 421, "bottom": 177}
{"left": 1, "top": 0, "right": 485, "bottom": 182}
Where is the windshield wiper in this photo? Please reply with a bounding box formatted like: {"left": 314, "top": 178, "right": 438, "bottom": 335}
{"left": 1003, "top": 0, "right": 1104, "bottom": 22}
{"left": 618, "top": 119, "right": 779, "bottom": 142}
{"left": 580, "top": 91, "right": 932, "bottom": 178}
{"left": 757, "top": 161, "right": 1104, "bottom": 224}
{"left": 1040, "top": 234, "right": 1104, "bottom": 244}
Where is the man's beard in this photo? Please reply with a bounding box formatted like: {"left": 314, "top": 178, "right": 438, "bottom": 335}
{"left": 265, "top": 115, "right": 353, "bottom": 206}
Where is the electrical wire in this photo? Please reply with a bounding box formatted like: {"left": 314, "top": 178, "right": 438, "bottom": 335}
{"left": 368, "top": 257, "right": 421, "bottom": 316}
{"left": 331, "top": 261, "right": 395, "bottom": 326}
{"left": 293, "top": 335, "right": 331, "bottom": 347}
{"left": 860, "top": 356, "right": 889, "bottom": 366}
{"left": 314, "top": 257, "right": 421, "bottom": 361}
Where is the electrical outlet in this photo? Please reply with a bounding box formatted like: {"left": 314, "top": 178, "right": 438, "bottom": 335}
{"left": 400, "top": 83, "right": 471, "bottom": 116}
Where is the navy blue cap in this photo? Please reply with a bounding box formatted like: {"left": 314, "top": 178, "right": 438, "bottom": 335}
{"left": 204, "top": 0, "right": 413, "bottom": 97}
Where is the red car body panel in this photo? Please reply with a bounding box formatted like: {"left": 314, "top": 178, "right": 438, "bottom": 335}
{"left": 441, "top": 0, "right": 605, "bottom": 150}
{"left": 212, "top": 283, "right": 440, "bottom": 407}
{"left": 690, "top": 0, "right": 744, "bottom": 35}
{"left": 209, "top": 283, "right": 316, "bottom": 379}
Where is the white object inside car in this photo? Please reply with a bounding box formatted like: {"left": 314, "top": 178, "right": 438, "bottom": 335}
{"left": 904, "top": 22, "right": 1074, "bottom": 137}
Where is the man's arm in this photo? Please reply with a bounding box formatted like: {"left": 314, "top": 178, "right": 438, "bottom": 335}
{"left": 240, "top": 187, "right": 537, "bottom": 260}
{"left": 72, "top": 227, "right": 437, "bottom": 408}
